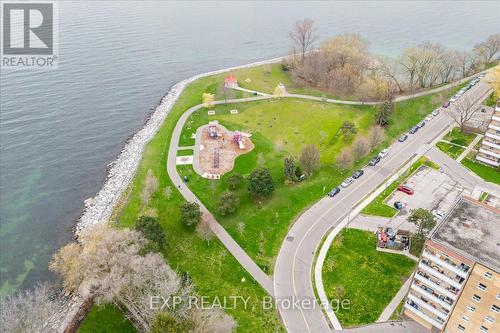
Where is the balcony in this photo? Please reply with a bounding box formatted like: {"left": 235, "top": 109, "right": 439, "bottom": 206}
{"left": 477, "top": 155, "right": 500, "bottom": 167}
{"left": 407, "top": 293, "right": 449, "bottom": 319}
{"left": 414, "top": 272, "right": 458, "bottom": 299}
{"left": 479, "top": 148, "right": 500, "bottom": 159}
{"left": 489, "top": 123, "right": 500, "bottom": 132}
{"left": 492, "top": 115, "right": 500, "bottom": 122}
{"left": 485, "top": 131, "right": 500, "bottom": 141}
{"left": 482, "top": 139, "right": 500, "bottom": 150}
{"left": 422, "top": 250, "right": 469, "bottom": 278}
{"left": 411, "top": 283, "right": 453, "bottom": 311}
{"left": 418, "top": 261, "right": 463, "bottom": 289}
{"left": 404, "top": 303, "right": 444, "bottom": 329}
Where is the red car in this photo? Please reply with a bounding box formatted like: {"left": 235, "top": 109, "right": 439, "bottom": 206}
{"left": 397, "top": 185, "right": 414, "bottom": 195}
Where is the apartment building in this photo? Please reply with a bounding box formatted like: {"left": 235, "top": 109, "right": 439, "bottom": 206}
{"left": 404, "top": 197, "right": 499, "bottom": 332}
{"left": 476, "top": 99, "right": 500, "bottom": 167}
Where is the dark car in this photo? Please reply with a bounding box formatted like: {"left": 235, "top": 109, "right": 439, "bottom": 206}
{"left": 398, "top": 134, "right": 408, "bottom": 142}
{"left": 368, "top": 156, "right": 381, "bottom": 166}
{"left": 417, "top": 121, "right": 425, "bottom": 129}
{"left": 352, "top": 170, "right": 364, "bottom": 179}
{"left": 442, "top": 101, "right": 451, "bottom": 108}
{"left": 409, "top": 126, "right": 419, "bottom": 134}
{"left": 327, "top": 187, "right": 341, "bottom": 197}
{"left": 394, "top": 201, "right": 403, "bottom": 210}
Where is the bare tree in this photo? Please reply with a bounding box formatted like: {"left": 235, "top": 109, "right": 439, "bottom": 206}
{"left": 352, "top": 136, "right": 370, "bottom": 160}
{"left": 191, "top": 307, "right": 236, "bottom": 333}
{"left": 455, "top": 51, "right": 476, "bottom": 78}
{"left": 289, "top": 19, "right": 318, "bottom": 62}
{"left": 336, "top": 148, "right": 354, "bottom": 170}
{"left": 368, "top": 125, "right": 386, "bottom": 150}
{"left": 0, "top": 283, "right": 65, "bottom": 333}
{"left": 300, "top": 144, "right": 320, "bottom": 176}
{"left": 141, "top": 169, "right": 158, "bottom": 208}
{"left": 446, "top": 96, "right": 479, "bottom": 132}
{"left": 474, "top": 33, "right": 500, "bottom": 64}
{"left": 377, "top": 56, "right": 405, "bottom": 93}
{"left": 196, "top": 220, "right": 214, "bottom": 245}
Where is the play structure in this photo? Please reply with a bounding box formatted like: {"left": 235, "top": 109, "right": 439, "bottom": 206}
{"left": 232, "top": 131, "right": 246, "bottom": 150}
{"left": 224, "top": 73, "right": 238, "bottom": 89}
{"left": 193, "top": 122, "right": 254, "bottom": 179}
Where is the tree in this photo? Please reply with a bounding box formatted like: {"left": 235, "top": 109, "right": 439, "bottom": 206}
{"left": 217, "top": 191, "right": 239, "bottom": 216}
{"left": 474, "top": 33, "right": 500, "bottom": 64}
{"left": 300, "top": 144, "right": 320, "bottom": 176}
{"left": 51, "top": 225, "right": 192, "bottom": 332}
{"left": 352, "top": 136, "right": 370, "bottom": 160}
{"left": 202, "top": 93, "right": 214, "bottom": 108}
{"left": 486, "top": 64, "right": 500, "bottom": 96}
{"left": 295, "top": 165, "right": 303, "bottom": 179}
{"left": 283, "top": 156, "right": 297, "bottom": 183}
{"left": 408, "top": 208, "right": 436, "bottom": 239}
{"left": 180, "top": 201, "right": 201, "bottom": 227}
{"left": 376, "top": 99, "right": 394, "bottom": 126}
{"left": 227, "top": 173, "right": 243, "bottom": 190}
{"left": 289, "top": 18, "right": 318, "bottom": 62}
{"left": 377, "top": 56, "right": 405, "bottom": 93}
{"left": 0, "top": 283, "right": 65, "bottom": 333}
{"left": 336, "top": 148, "right": 353, "bottom": 170}
{"left": 339, "top": 121, "right": 357, "bottom": 140}
{"left": 446, "top": 96, "right": 479, "bottom": 132}
{"left": 135, "top": 216, "right": 166, "bottom": 252}
{"left": 248, "top": 167, "right": 275, "bottom": 198}
{"left": 367, "top": 125, "right": 386, "bottom": 150}
{"left": 455, "top": 51, "right": 477, "bottom": 78}
{"left": 196, "top": 220, "right": 214, "bottom": 245}
{"left": 191, "top": 307, "right": 236, "bottom": 333}
{"left": 149, "top": 312, "right": 194, "bottom": 333}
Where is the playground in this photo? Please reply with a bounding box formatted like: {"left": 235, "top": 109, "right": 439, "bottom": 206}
{"left": 194, "top": 121, "right": 254, "bottom": 178}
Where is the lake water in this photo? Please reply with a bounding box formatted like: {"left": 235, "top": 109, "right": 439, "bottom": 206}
{"left": 1, "top": 1, "right": 498, "bottom": 294}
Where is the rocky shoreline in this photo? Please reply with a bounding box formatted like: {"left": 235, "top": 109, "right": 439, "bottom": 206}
{"left": 75, "top": 56, "right": 283, "bottom": 234}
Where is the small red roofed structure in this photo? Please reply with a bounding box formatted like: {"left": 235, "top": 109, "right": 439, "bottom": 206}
{"left": 224, "top": 73, "right": 238, "bottom": 88}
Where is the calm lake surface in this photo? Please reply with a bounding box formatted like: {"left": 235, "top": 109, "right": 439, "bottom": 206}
{"left": 1, "top": 1, "right": 499, "bottom": 294}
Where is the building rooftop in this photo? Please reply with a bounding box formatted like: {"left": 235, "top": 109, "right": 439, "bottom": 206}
{"left": 430, "top": 197, "right": 500, "bottom": 273}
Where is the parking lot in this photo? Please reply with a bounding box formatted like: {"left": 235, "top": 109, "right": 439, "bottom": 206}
{"left": 350, "top": 165, "right": 467, "bottom": 232}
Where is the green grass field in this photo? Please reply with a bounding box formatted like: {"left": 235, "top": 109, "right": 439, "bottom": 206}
{"left": 436, "top": 141, "right": 465, "bottom": 160}
{"left": 462, "top": 158, "right": 500, "bottom": 185}
{"left": 86, "top": 63, "right": 464, "bottom": 331}
{"left": 443, "top": 128, "right": 476, "bottom": 147}
{"left": 78, "top": 304, "right": 136, "bottom": 333}
{"left": 361, "top": 157, "right": 439, "bottom": 217}
{"left": 322, "top": 229, "right": 415, "bottom": 326}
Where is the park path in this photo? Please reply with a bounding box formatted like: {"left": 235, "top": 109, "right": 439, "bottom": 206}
{"left": 164, "top": 66, "right": 495, "bottom": 332}
{"left": 456, "top": 133, "right": 483, "bottom": 162}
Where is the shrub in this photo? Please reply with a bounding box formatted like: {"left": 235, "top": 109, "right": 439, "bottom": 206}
{"left": 227, "top": 173, "right": 244, "bottom": 190}
{"left": 180, "top": 201, "right": 201, "bottom": 227}
{"left": 135, "top": 216, "right": 167, "bottom": 252}
{"left": 217, "top": 192, "right": 239, "bottom": 216}
{"left": 248, "top": 168, "right": 275, "bottom": 199}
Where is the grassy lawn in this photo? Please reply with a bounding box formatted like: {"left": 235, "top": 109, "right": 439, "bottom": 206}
{"left": 108, "top": 74, "right": 284, "bottom": 332}
{"left": 361, "top": 157, "right": 439, "bottom": 217}
{"left": 389, "top": 299, "right": 405, "bottom": 321}
{"left": 78, "top": 304, "right": 136, "bottom": 333}
{"left": 462, "top": 158, "right": 500, "bottom": 185}
{"left": 443, "top": 128, "right": 476, "bottom": 147}
{"left": 92, "top": 63, "right": 464, "bottom": 331}
{"left": 322, "top": 229, "right": 415, "bottom": 327}
{"left": 436, "top": 141, "right": 465, "bottom": 160}
{"left": 176, "top": 149, "right": 193, "bottom": 156}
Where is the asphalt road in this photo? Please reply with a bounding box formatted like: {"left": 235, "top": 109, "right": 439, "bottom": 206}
{"left": 272, "top": 81, "right": 493, "bottom": 333}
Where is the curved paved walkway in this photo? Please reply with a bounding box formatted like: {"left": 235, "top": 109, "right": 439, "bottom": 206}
{"left": 165, "top": 68, "right": 493, "bottom": 332}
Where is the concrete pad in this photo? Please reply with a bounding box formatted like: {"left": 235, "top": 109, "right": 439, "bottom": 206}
{"left": 176, "top": 155, "right": 193, "bottom": 165}
{"left": 191, "top": 133, "right": 196, "bottom": 139}
{"left": 230, "top": 109, "right": 238, "bottom": 114}
{"left": 207, "top": 110, "right": 215, "bottom": 115}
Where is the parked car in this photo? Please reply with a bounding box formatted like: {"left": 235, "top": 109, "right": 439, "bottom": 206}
{"left": 327, "top": 187, "right": 340, "bottom": 197}
{"left": 409, "top": 126, "right": 419, "bottom": 134}
{"left": 386, "top": 227, "right": 396, "bottom": 239}
{"left": 341, "top": 177, "right": 354, "bottom": 188}
{"left": 398, "top": 134, "right": 408, "bottom": 142}
{"left": 394, "top": 201, "right": 403, "bottom": 210}
{"left": 432, "top": 209, "right": 445, "bottom": 220}
{"left": 450, "top": 95, "right": 458, "bottom": 102}
{"left": 368, "top": 155, "right": 381, "bottom": 166}
{"left": 379, "top": 148, "right": 389, "bottom": 158}
{"left": 425, "top": 115, "right": 433, "bottom": 121}
{"left": 442, "top": 101, "right": 451, "bottom": 108}
{"left": 397, "top": 185, "right": 414, "bottom": 195}
{"left": 417, "top": 121, "right": 425, "bottom": 129}
{"left": 352, "top": 170, "right": 364, "bottom": 179}
{"left": 431, "top": 109, "right": 440, "bottom": 116}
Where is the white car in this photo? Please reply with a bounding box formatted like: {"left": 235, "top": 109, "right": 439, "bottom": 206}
{"left": 431, "top": 109, "right": 440, "bottom": 116}
{"left": 450, "top": 95, "right": 458, "bottom": 102}
{"left": 425, "top": 115, "right": 433, "bottom": 121}
{"left": 432, "top": 209, "right": 445, "bottom": 220}
{"left": 379, "top": 148, "right": 389, "bottom": 158}
{"left": 341, "top": 177, "right": 354, "bottom": 188}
